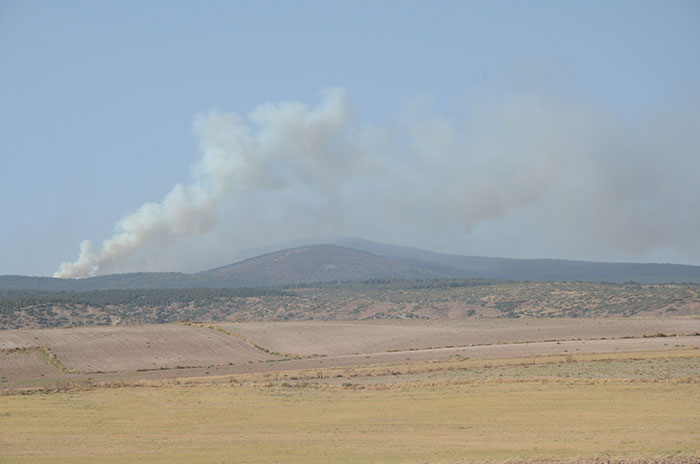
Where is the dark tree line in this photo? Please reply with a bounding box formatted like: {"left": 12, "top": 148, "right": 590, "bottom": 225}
{"left": 0, "top": 287, "right": 294, "bottom": 312}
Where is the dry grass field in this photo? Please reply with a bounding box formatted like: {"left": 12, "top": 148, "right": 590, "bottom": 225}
{"left": 1, "top": 380, "right": 698, "bottom": 463}
{"left": 2, "top": 317, "right": 700, "bottom": 463}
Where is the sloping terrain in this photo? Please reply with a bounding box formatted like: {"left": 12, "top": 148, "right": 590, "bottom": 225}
{"left": 2, "top": 318, "right": 699, "bottom": 384}
{"left": 0, "top": 348, "right": 77, "bottom": 385}
{"left": 2, "top": 280, "right": 699, "bottom": 329}
{"left": 236, "top": 237, "right": 700, "bottom": 283}
{"left": 1, "top": 324, "right": 280, "bottom": 372}
{"left": 198, "top": 244, "right": 437, "bottom": 286}
{"left": 221, "top": 318, "right": 700, "bottom": 356}
{"left": 329, "top": 237, "right": 700, "bottom": 283}
{"left": 4, "top": 239, "right": 700, "bottom": 292}
{"left": 0, "top": 244, "right": 435, "bottom": 291}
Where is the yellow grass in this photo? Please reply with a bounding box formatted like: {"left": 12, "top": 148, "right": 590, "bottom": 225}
{"left": 1, "top": 381, "right": 699, "bottom": 463}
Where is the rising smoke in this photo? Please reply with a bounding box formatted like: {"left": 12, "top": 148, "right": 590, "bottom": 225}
{"left": 54, "top": 89, "right": 368, "bottom": 277}
{"left": 55, "top": 89, "right": 700, "bottom": 278}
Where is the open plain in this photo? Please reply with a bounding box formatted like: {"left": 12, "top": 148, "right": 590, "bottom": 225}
{"left": 1, "top": 317, "right": 699, "bottom": 389}
{"left": 1, "top": 316, "right": 700, "bottom": 463}
{"left": 222, "top": 318, "right": 700, "bottom": 356}
{"left": 0, "top": 324, "right": 277, "bottom": 373}
{"left": 2, "top": 381, "right": 699, "bottom": 463}
{"left": 5, "top": 2, "right": 700, "bottom": 462}
{"left": 0, "top": 317, "right": 700, "bottom": 464}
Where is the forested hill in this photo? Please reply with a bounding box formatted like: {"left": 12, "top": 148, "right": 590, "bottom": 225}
{"left": 198, "top": 244, "right": 438, "bottom": 286}
{"left": 3, "top": 240, "right": 700, "bottom": 292}
{"left": 0, "top": 245, "right": 437, "bottom": 291}
{"left": 235, "top": 237, "right": 700, "bottom": 284}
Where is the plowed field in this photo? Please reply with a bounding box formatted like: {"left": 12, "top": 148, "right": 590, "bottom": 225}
{"left": 0, "top": 324, "right": 280, "bottom": 372}
{"left": 1, "top": 317, "right": 699, "bottom": 391}
{"left": 221, "top": 318, "right": 700, "bottom": 356}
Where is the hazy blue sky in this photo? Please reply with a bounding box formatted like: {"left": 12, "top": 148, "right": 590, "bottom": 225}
{"left": 2, "top": 0, "right": 699, "bottom": 276}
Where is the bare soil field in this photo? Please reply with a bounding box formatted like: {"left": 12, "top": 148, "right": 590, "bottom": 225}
{"left": 80, "top": 336, "right": 699, "bottom": 387}
{"left": 222, "top": 318, "right": 700, "bottom": 356}
{"left": 1, "top": 317, "right": 699, "bottom": 392}
{"left": 268, "top": 335, "right": 700, "bottom": 369}
{"left": 0, "top": 348, "right": 77, "bottom": 387}
{"left": 0, "top": 324, "right": 280, "bottom": 372}
{"left": 13, "top": 337, "right": 691, "bottom": 389}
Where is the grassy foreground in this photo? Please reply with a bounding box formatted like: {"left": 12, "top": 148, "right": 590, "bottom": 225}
{"left": 1, "top": 381, "right": 699, "bottom": 463}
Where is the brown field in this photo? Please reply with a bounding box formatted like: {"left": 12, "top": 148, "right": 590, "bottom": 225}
{"left": 0, "top": 348, "right": 77, "bottom": 385}
{"left": 0, "top": 324, "right": 279, "bottom": 373}
{"left": 221, "top": 318, "right": 700, "bottom": 356}
{"left": 2, "top": 317, "right": 700, "bottom": 463}
{"left": 1, "top": 317, "right": 699, "bottom": 392}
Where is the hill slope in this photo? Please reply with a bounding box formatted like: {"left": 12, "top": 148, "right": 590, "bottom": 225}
{"left": 1, "top": 245, "right": 437, "bottom": 290}
{"left": 199, "top": 244, "right": 438, "bottom": 286}
{"left": 3, "top": 238, "right": 700, "bottom": 291}
{"left": 236, "top": 237, "right": 700, "bottom": 284}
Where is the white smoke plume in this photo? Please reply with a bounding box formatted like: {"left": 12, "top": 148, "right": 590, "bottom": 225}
{"left": 55, "top": 88, "right": 371, "bottom": 278}
{"left": 55, "top": 89, "right": 700, "bottom": 277}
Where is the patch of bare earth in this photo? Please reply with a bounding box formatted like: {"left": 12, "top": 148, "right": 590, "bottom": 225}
{"left": 2, "top": 318, "right": 699, "bottom": 391}
{"left": 0, "top": 348, "right": 76, "bottom": 385}
{"left": 0, "top": 324, "right": 280, "bottom": 373}
{"left": 219, "top": 318, "right": 700, "bottom": 357}
{"left": 8, "top": 336, "right": 698, "bottom": 389}
{"left": 213, "top": 335, "right": 700, "bottom": 374}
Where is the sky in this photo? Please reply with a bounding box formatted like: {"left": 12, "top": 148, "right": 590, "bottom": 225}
{"left": 1, "top": 0, "right": 699, "bottom": 277}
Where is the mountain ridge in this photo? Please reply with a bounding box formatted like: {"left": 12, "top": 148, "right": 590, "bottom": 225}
{"left": 2, "top": 238, "right": 700, "bottom": 291}
{"left": 198, "top": 244, "right": 439, "bottom": 286}
{"left": 234, "top": 236, "right": 700, "bottom": 283}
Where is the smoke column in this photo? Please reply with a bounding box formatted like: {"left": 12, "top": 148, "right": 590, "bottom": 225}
{"left": 54, "top": 89, "right": 364, "bottom": 278}
{"left": 55, "top": 89, "right": 700, "bottom": 277}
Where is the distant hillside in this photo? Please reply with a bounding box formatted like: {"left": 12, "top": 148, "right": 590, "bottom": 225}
{"left": 236, "top": 237, "right": 700, "bottom": 284}
{"left": 335, "top": 237, "right": 700, "bottom": 283}
{"left": 199, "top": 244, "right": 438, "bottom": 286}
{"left": 3, "top": 238, "right": 700, "bottom": 292}
{"left": 0, "top": 245, "right": 436, "bottom": 291}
